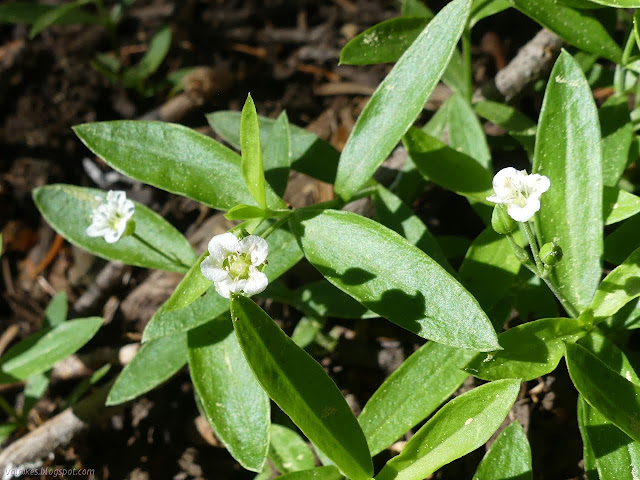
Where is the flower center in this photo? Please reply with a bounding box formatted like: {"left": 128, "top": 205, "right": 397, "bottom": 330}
{"left": 224, "top": 253, "right": 251, "bottom": 280}
{"left": 107, "top": 212, "right": 126, "bottom": 230}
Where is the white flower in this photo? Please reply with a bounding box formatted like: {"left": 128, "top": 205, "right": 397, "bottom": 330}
{"left": 486, "top": 167, "right": 550, "bottom": 222}
{"left": 86, "top": 190, "right": 135, "bottom": 243}
{"left": 200, "top": 232, "right": 269, "bottom": 299}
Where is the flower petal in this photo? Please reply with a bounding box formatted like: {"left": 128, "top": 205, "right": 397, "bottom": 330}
{"left": 491, "top": 167, "right": 520, "bottom": 198}
{"left": 214, "top": 277, "right": 233, "bottom": 298}
{"left": 243, "top": 269, "right": 268, "bottom": 296}
{"left": 86, "top": 223, "right": 109, "bottom": 237}
{"left": 208, "top": 232, "right": 241, "bottom": 261}
{"left": 200, "top": 256, "right": 229, "bottom": 281}
{"left": 104, "top": 228, "right": 122, "bottom": 243}
{"left": 507, "top": 198, "right": 540, "bottom": 222}
{"left": 527, "top": 174, "right": 551, "bottom": 197}
{"left": 239, "top": 235, "right": 269, "bottom": 265}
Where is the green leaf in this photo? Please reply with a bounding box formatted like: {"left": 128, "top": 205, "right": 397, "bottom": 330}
{"left": 188, "top": 319, "right": 269, "bottom": 472}
{"left": 207, "top": 111, "right": 339, "bottom": 184}
{"left": 578, "top": 330, "right": 640, "bottom": 385}
{"left": 23, "top": 371, "right": 50, "bottom": 414}
{"left": 583, "top": 0, "right": 640, "bottom": 6}
{"left": 0, "top": 2, "right": 98, "bottom": 24}
{"left": 277, "top": 466, "right": 344, "bottom": 480}
{"left": 269, "top": 424, "right": 316, "bottom": 474}
{"left": 230, "top": 295, "right": 373, "bottom": 480}
{"left": 446, "top": 93, "right": 492, "bottom": 169}
{"left": 339, "top": 17, "right": 430, "bottom": 65}
{"left": 605, "top": 214, "right": 640, "bottom": 265}
{"left": 0, "top": 317, "right": 102, "bottom": 382}
{"left": 604, "top": 188, "right": 640, "bottom": 226}
{"left": 224, "top": 204, "right": 270, "bottom": 220}
{"left": 142, "top": 226, "right": 303, "bottom": 341}
{"left": 607, "top": 298, "right": 640, "bottom": 330}
{"left": 533, "top": 50, "right": 603, "bottom": 312}
{"left": 577, "top": 396, "right": 600, "bottom": 480}
{"left": 291, "top": 209, "right": 499, "bottom": 351}
{"left": 122, "top": 26, "right": 172, "bottom": 85}
{"left": 375, "top": 379, "right": 521, "bottom": 480}
{"left": 470, "top": 0, "right": 510, "bottom": 27}
{"left": 294, "top": 281, "right": 377, "bottom": 320}
{"left": 64, "top": 364, "right": 111, "bottom": 407}
{"left": 600, "top": 96, "right": 634, "bottom": 187}
{"left": 263, "top": 111, "right": 292, "bottom": 197}
{"left": 106, "top": 333, "right": 187, "bottom": 405}
{"left": 404, "top": 128, "right": 493, "bottom": 204}
{"left": 590, "top": 245, "right": 640, "bottom": 321}
{"left": 33, "top": 184, "right": 196, "bottom": 272}
{"left": 473, "top": 100, "right": 536, "bottom": 157}
{"left": 509, "top": 1, "right": 622, "bottom": 63}
{"left": 401, "top": 0, "right": 433, "bottom": 17}
{"left": 466, "top": 317, "right": 587, "bottom": 381}
{"left": 30, "top": 0, "right": 92, "bottom": 38}
{"left": 566, "top": 342, "right": 640, "bottom": 442}
{"left": 241, "top": 95, "right": 268, "bottom": 210}
{"left": 163, "top": 251, "right": 211, "bottom": 312}
{"left": 472, "top": 422, "right": 532, "bottom": 480}
{"left": 578, "top": 396, "right": 640, "bottom": 480}
{"left": 334, "top": 0, "right": 471, "bottom": 200}
{"left": 43, "top": 290, "right": 67, "bottom": 328}
{"left": 372, "top": 185, "right": 452, "bottom": 274}
{"left": 291, "top": 317, "right": 326, "bottom": 349}
{"left": 458, "top": 227, "right": 521, "bottom": 312}
{"left": 359, "top": 341, "right": 472, "bottom": 456}
{"left": 73, "top": 121, "right": 284, "bottom": 211}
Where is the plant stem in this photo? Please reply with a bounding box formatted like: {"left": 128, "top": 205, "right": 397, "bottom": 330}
{"left": 541, "top": 276, "right": 580, "bottom": 319}
{"left": 614, "top": 28, "right": 636, "bottom": 95}
{"left": 462, "top": 28, "right": 473, "bottom": 103}
{"left": 260, "top": 215, "right": 291, "bottom": 239}
{"left": 522, "top": 221, "right": 543, "bottom": 275}
{"left": 505, "top": 234, "right": 537, "bottom": 275}
{"left": 132, "top": 233, "right": 188, "bottom": 269}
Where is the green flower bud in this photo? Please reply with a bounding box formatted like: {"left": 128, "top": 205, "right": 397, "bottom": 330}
{"left": 122, "top": 219, "right": 136, "bottom": 238}
{"left": 540, "top": 242, "right": 563, "bottom": 266}
{"left": 491, "top": 204, "right": 517, "bottom": 235}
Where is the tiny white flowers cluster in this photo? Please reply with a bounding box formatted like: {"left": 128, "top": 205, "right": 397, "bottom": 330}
{"left": 487, "top": 167, "right": 550, "bottom": 222}
{"left": 200, "top": 232, "right": 269, "bottom": 299}
{"left": 86, "top": 190, "right": 135, "bottom": 243}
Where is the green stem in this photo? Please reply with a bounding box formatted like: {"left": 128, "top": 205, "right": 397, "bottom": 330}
{"left": 505, "top": 234, "right": 537, "bottom": 275}
{"left": 132, "top": 233, "right": 188, "bottom": 269}
{"left": 615, "top": 28, "right": 636, "bottom": 95}
{"left": 522, "top": 221, "right": 543, "bottom": 275}
{"left": 260, "top": 215, "right": 291, "bottom": 239}
{"left": 462, "top": 28, "right": 473, "bottom": 103}
{"left": 541, "top": 276, "right": 580, "bottom": 319}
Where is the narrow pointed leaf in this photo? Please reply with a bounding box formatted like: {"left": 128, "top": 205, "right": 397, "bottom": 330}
{"left": 578, "top": 330, "right": 640, "bottom": 385}
{"left": 269, "top": 424, "right": 315, "bottom": 474}
{"left": 533, "top": 50, "right": 603, "bottom": 311}
{"left": 241, "top": 95, "right": 268, "bottom": 210}
{"left": 473, "top": 422, "right": 532, "bottom": 480}
{"left": 446, "top": 93, "right": 491, "bottom": 169}
{"left": 0, "top": 317, "right": 102, "bottom": 382}
{"left": 566, "top": 342, "right": 640, "bottom": 442}
{"left": 335, "top": 0, "right": 471, "bottom": 200}
{"left": 604, "top": 188, "right": 640, "bottom": 226}
{"left": 590, "top": 245, "right": 640, "bottom": 321}
{"left": 263, "top": 111, "right": 292, "bottom": 197}
{"left": 474, "top": 100, "right": 536, "bottom": 157}
{"left": 142, "top": 226, "right": 303, "bottom": 341}
{"left": 605, "top": 214, "right": 640, "bottom": 265}
{"left": 188, "top": 319, "right": 269, "bottom": 472}
{"left": 577, "top": 396, "right": 600, "bottom": 480}
{"left": 33, "top": 184, "right": 197, "bottom": 272}
{"left": 230, "top": 295, "right": 373, "bottom": 480}
{"left": 404, "top": 128, "right": 493, "bottom": 204}
{"left": 375, "top": 379, "right": 521, "bottom": 480}
{"left": 207, "top": 111, "right": 339, "bottom": 184}
{"left": 466, "top": 317, "right": 587, "bottom": 381}
{"left": 163, "top": 251, "right": 211, "bottom": 312}
{"left": 122, "top": 26, "right": 171, "bottom": 85}
{"left": 106, "top": 333, "right": 187, "bottom": 405}
{"left": 510, "top": 1, "right": 622, "bottom": 62}
{"left": 600, "top": 95, "right": 634, "bottom": 187}
{"left": 339, "top": 17, "right": 430, "bottom": 65}
{"left": 277, "top": 466, "right": 344, "bottom": 480}
{"left": 470, "top": 0, "right": 510, "bottom": 27}
{"left": 30, "top": 0, "right": 91, "bottom": 38}
{"left": 43, "top": 290, "right": 67, "bottom": 328}
{"left": 359, "top": 341, "right": 472, "bottom": 456}
{"left": 578, "top": 396, "right": 640, "bottom": 480}
{"left": 290, "top": 209, "right": 500, "bottom": 351}
{"left": 73, "top": 121, "right": 284, "bottom": 211}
